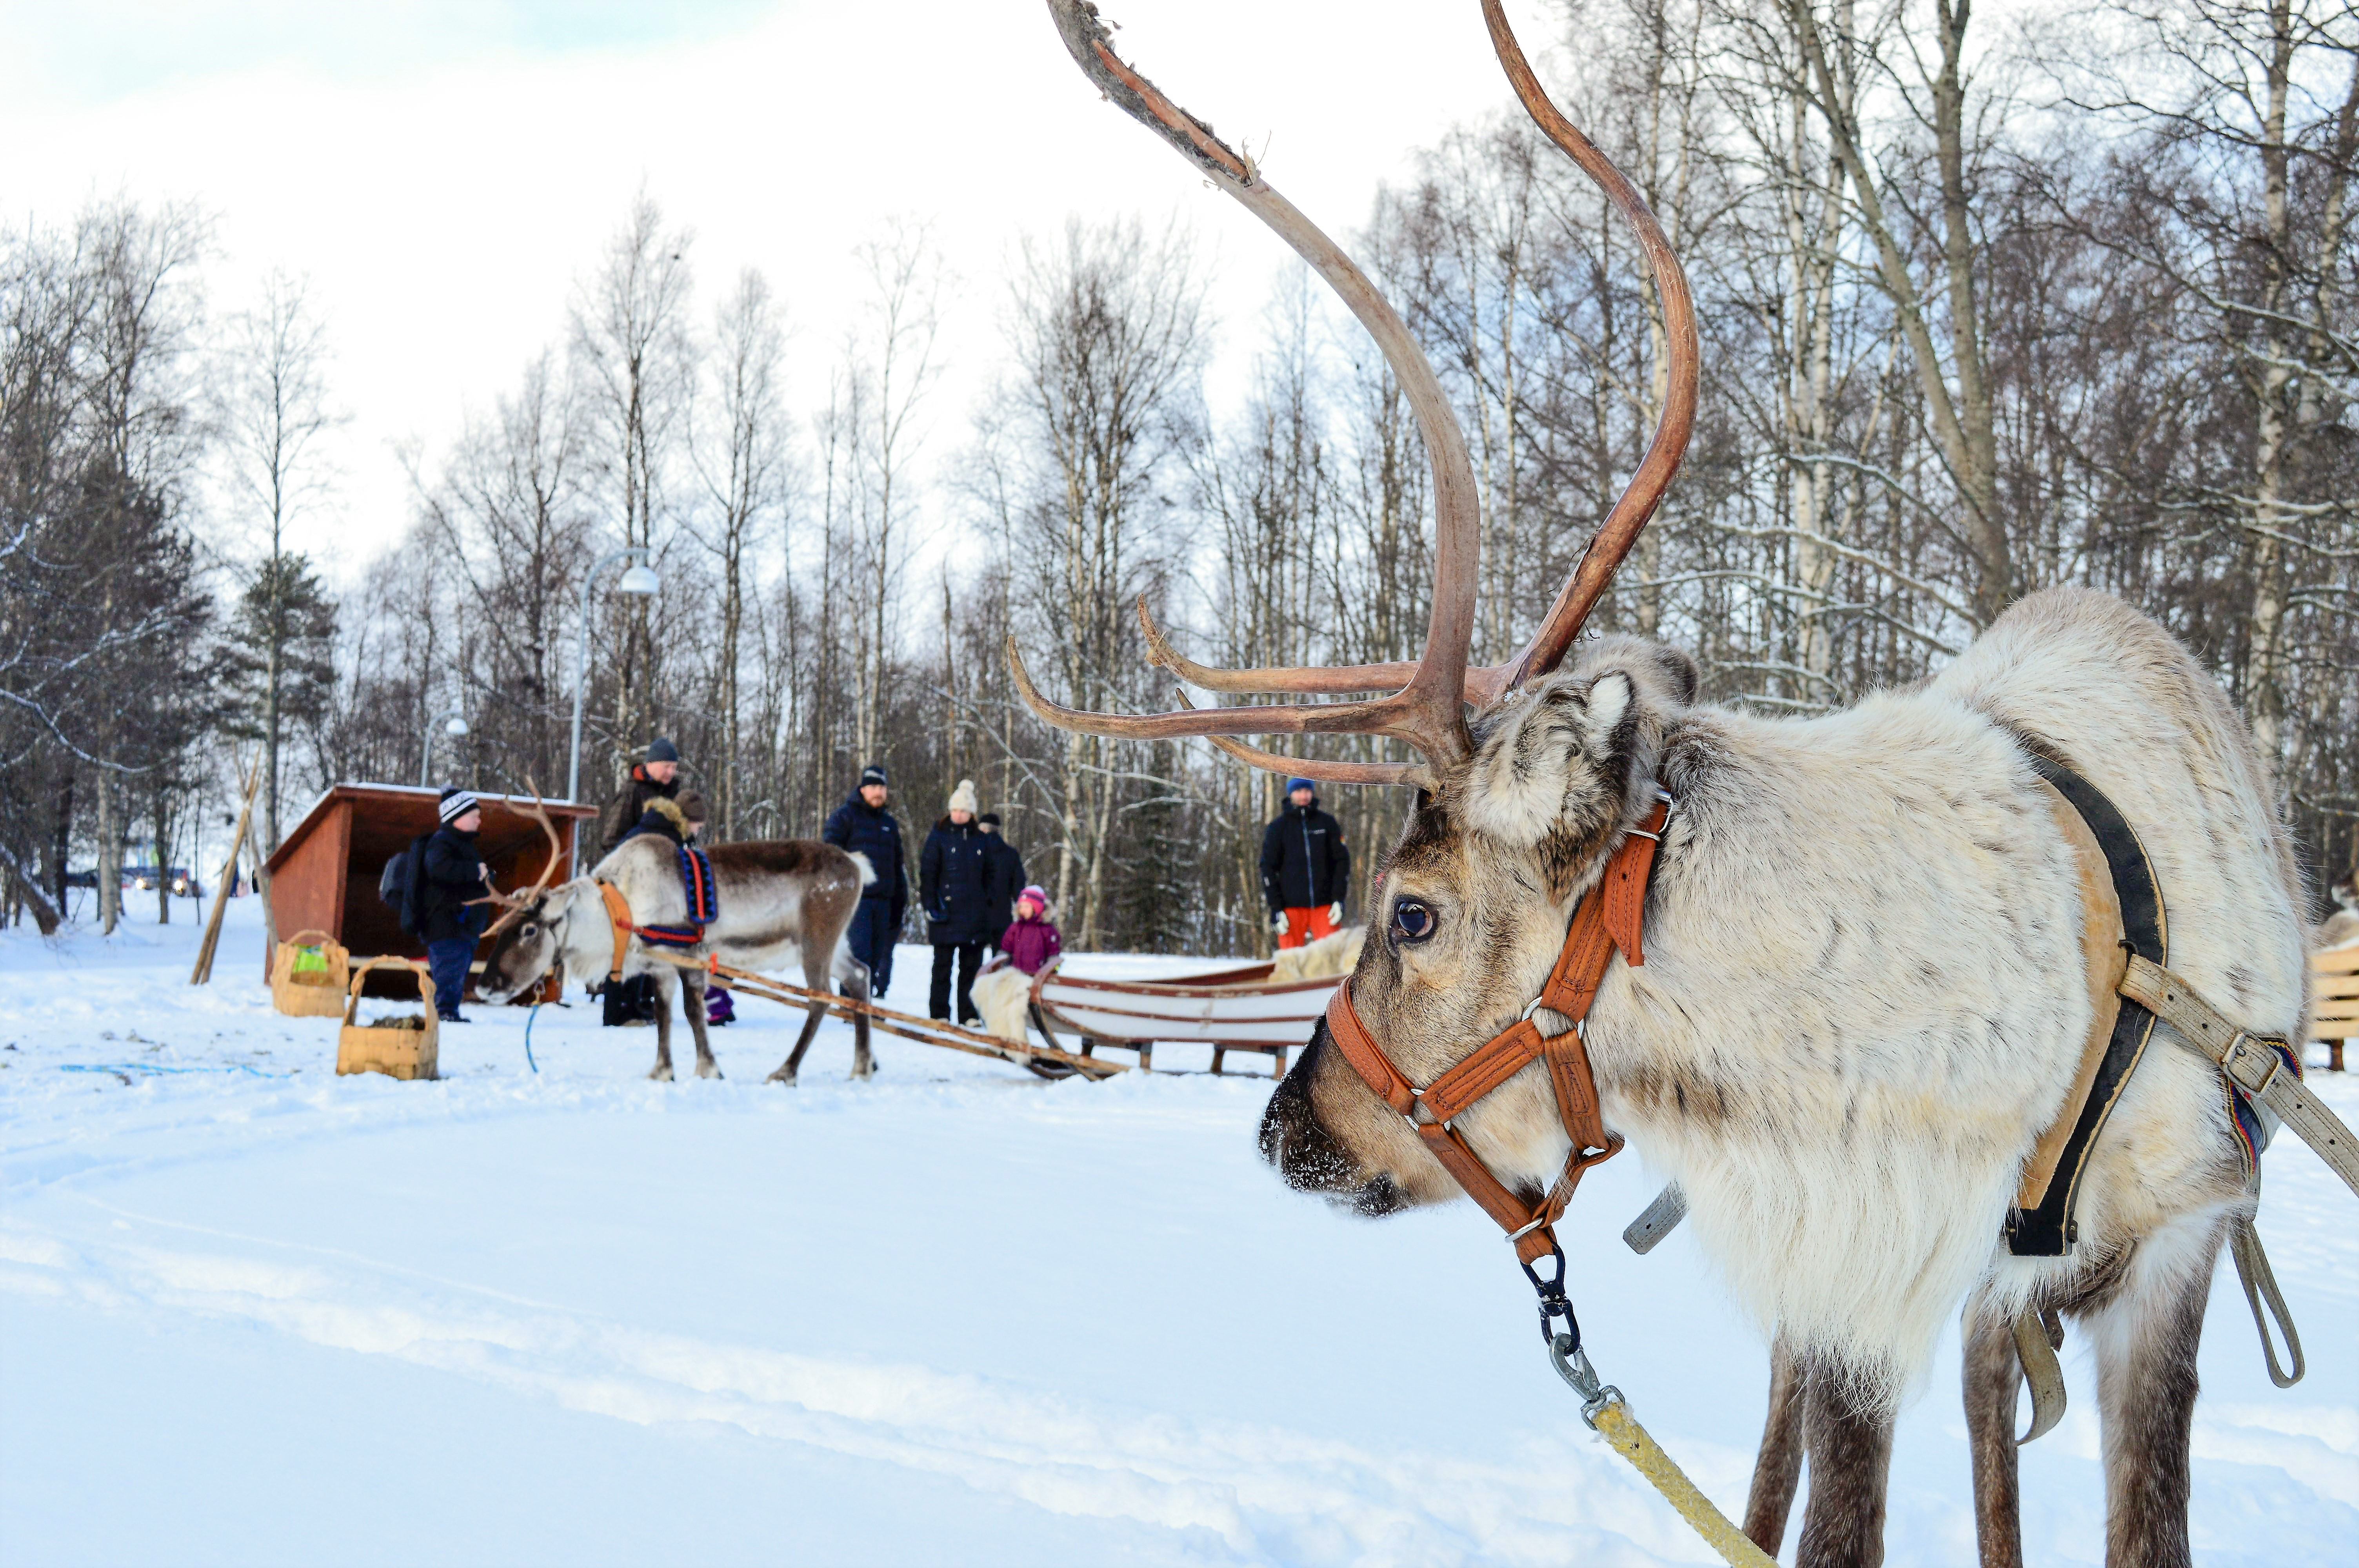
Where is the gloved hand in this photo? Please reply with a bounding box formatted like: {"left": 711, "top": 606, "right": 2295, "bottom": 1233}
{"left": 1270, "top": 911, "right": 1289, "bottom": 936}
{"left": 1327, "top": 902, "right": 1343, "bottom": 926}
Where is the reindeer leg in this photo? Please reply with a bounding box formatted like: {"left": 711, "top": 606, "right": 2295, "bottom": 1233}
{"left": 1743, "top": 1334, "right": 1808, "bottom": 1555}
{"left": 645, "top": 967, "right": 675, "bottom": 1082}
{"left": 1962, "top": 1299, "right": 2025, "bottom": 1568}
{"left": 846, "top": 958, "right": 875, "bottom": 1080}
{"left": 1794, "top": 1358, "right": 1896, "bottom": 1568}
{"left": 2085, "top": 1220, "right": 2220, "bottom": 1568}
{"left": 768, "top": 940, "right": 832, "bottom": 1086}
{"left": 682, "top": 966, "right": 720, "bottom": 1079}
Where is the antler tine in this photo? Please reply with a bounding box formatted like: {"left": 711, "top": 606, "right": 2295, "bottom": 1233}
{"left": 1169, "top": 686, "right": 1429, "bottom": 788}
{"left": 1481, "top": 0, "right": 1699, "bottom": 688}
{"left": 482, "top": 780, "right": 565, "bottom": 938}
{"left": 1027, "top": 0, "right": 1482, "bottom": 780}
{"left": 1137, "top": 598, "right": 1415, "bottom": 697}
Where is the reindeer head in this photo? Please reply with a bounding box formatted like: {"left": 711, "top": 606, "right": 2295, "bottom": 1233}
{"left": 1259, "top": 638, "right": 1697, "bottom": 1212}
{"left": 469, "top": 789, "right": 574, "bottom": 1004}
{"left": 475, "top": 884, "right": 589, "bottom": 1003}
{"left": 1021, "top": 3, "right": 1699, "bottom": 1218}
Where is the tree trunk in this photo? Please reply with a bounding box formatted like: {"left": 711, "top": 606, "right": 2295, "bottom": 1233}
{"left": 95, "top": 772, "right": 122, "bottom": 934}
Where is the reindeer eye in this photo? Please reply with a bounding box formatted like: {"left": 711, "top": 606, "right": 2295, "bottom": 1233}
{"left": 522, "top": 923, "right": 538, "bottom": 937}
{"left": 1391, "top": 900, "right": 1437, "bottom": 944}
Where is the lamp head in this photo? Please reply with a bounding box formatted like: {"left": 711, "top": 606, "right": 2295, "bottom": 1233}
{"left": 618, "top": 562, "right": 660, "bottom": 597}
{"left": 444, "top": 715, "right": 469, "bottom": 737}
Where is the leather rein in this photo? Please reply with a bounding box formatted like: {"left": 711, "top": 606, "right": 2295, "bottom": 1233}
{"left": 1322, "top": 791, "right": 1670, "bottom": 1338}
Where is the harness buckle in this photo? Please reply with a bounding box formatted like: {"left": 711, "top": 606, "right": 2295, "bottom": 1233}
{"left": 2224, "top": 1034, "right": 2285, "bottom": 1098}
{"left": 1622, "top": 787, "right": 1678, "bottom": 842}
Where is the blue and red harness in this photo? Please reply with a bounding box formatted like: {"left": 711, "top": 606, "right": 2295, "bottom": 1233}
{"left": 598, "top": 846, "right": 720, "bottom": 981}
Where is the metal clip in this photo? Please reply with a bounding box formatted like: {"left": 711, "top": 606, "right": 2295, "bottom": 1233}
{"left": 1548, "top": 1335, "right": 1626, "bottom": 1429}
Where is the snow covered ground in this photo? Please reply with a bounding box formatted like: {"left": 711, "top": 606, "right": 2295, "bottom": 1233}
{"left": 3, "top": 896, "right": 2353, "bottom": 1567}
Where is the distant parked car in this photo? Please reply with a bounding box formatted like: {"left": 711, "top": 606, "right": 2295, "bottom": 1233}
{"left": 63, "top": 868, "right": 98, "bottom": 890}
{"left": 124, "top": 866, "right": 202, "bottom": 897}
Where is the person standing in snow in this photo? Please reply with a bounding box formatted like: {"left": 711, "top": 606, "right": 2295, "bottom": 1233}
{"left": 975, "top": 810, "right": 1026, "bottom": 955}
{"left": 999, "top": 885, "right": 1063, "bottom": 976}
{"left": 417, "top": 788, "right": 494, "bottom": 1022}
{"left": 823, "top": 764, "right": 907, "bottom": 999}
{"left": 920, "top": 779, "right": 996, "bottom": 1024}
{"left": 1258, "top": 776, "right": 1350, "bottom": 950}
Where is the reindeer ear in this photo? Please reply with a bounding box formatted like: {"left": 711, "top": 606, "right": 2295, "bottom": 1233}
{"left": 1459, "top": 672, "right": 1637, "bottom": 845}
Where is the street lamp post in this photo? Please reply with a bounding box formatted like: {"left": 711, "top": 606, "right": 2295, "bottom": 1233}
{"left": 419, "top": 708, "right": 469, "bottom": 788}
{"left": 567, "top": 546, "right": 661, "bottom": 807}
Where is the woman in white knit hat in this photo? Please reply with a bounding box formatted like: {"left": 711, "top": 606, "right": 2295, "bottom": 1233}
{"left": 919, "top": 779, "right": 993, "bottom": 1024}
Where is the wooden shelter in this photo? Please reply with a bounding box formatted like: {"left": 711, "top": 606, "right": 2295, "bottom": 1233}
{"left": 262, "top": 785, "right": 596, "bottom": 995}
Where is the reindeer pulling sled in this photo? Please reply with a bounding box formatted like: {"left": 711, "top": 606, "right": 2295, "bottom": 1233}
{"left": 1012, "top": 5, "right": 2359, "bottom": 1566}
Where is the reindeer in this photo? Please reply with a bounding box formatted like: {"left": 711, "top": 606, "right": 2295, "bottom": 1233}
{"left": 476, "top": 813, "right": 878, "bottom": 1085}
{"left": 1015, "top": 6, "right": 2315, "bottom": 1566}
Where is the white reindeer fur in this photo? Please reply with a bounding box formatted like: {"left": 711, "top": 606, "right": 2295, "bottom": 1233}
{"left": 482, "top": 838, "right": 874, "bottom": 1002}
{"left": 1269, "top": 927, "right": 1364, "bottom": 982}
{"left": 1326, "top": 590, "right": 2300, "bottom": 1404}
{"left": 972, "top": 964, "right": 1033, "bottom": 1044}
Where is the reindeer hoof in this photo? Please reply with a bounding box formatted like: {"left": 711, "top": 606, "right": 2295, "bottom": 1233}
{"left": 765, "top": 1068, "right": 798, "bottom": 1087}
{"left": 648, "top": 1064, "right": 674, "bottom": 1083}
{"left": 696, "top": 1061, "right": 723, "bottom": 1080}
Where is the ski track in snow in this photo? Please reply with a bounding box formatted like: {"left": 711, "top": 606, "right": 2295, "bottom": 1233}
{"left": 3, "top": 900, "right": 2355, "bottom": 1566}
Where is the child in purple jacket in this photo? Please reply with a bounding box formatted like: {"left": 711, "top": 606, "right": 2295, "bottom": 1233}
{"left": 1000, "top": 885, "right": 1063, "bottom": 975}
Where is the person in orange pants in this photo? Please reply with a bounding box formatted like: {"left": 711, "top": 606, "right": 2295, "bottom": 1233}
{"left": 1260, "top": 776, "right": 1350, "bottom": 950}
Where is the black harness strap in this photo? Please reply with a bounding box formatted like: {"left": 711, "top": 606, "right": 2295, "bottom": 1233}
{"left": 2005, "top": 752, "right": 2169, "bottom": 1257}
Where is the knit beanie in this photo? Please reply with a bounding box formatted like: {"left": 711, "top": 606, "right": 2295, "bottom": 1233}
{"left": 1286, "top": 777, "right": 1316, "bottom": 795}
{"left": 438, "top": 788, "right": 480, "bottom": 825}
{"left": 977, "top": 811, "right": 1001, "bottom": 828}
{"left": 675, "top": 788, "right": 709, "bottom": 824}
{"left": 1019, "top": 884, "right": 1049, "bottom": 907}
{"left": 860, "top": 764, "right": 888, "bottom": 788}
{"left": 646, "top": 737, "right": 680, "bottom": 763}
{"left": 947, "top": 779, "right": 978, "bottom": 815}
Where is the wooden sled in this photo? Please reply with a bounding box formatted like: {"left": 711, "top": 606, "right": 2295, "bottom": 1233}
{"left": 1022, "top": 956, "right": 1339, "bottom": 1078}
{"left": 639, "top": 949, "right": 1129, "bottom": 1080}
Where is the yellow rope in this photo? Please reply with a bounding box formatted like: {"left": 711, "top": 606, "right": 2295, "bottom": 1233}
{"left": 1589, "top": 1400, "right": 1777, "bottom": 1568}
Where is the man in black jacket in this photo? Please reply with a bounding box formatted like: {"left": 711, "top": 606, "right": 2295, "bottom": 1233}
{"left": 598, "top": 737, "right": 682, "bottom": 856}
{"left": 1259, "top": 776, "right": 1350, "bottom": 950}
{"left": 823, "top": 764, "right": 908, "bottom": 998}
{"left": 976, "top": 811, "right": 1025, "bottom": 951}
{"left": 419, "top": 788, "right": 494, "bottom": 1022}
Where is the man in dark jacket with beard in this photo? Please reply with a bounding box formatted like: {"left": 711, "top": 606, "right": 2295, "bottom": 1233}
{"left": 418, "top": 788, "right": 495, "bottom": 1022}
{"left": 823, "top": 764, "right": 907, "bottom": 998}
{"left": 1259, "top": 776, "right": 1350, "bottom": 950}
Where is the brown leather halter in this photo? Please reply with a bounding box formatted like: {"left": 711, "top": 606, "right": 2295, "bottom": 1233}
{"left": 1322, "top": 791, "right": 1671, "bottom": 1286}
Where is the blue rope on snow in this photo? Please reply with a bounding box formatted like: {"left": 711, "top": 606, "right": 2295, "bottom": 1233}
{"left": 523, "top": 1002, "right": 542, "bottom": 1074}
{"left": 60, "top": 1062, "right": 295, "bottom": 1079}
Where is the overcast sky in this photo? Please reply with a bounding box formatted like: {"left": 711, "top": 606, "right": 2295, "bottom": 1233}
{"left": 0, "top": 1, "right": 1544, "bottom": 580}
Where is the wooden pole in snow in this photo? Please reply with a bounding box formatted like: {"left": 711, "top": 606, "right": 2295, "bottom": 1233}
{"left": 190, "top": 754, "right": 264, "bottom": 986}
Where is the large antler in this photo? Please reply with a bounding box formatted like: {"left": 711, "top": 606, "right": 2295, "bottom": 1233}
{"left": 1014, "top": 0, "right": 1698, "bottom": 787}
{"left": 477, "top": 784, "right": 564, "bottom": 938}
{"left": 1013, "top": 0, "right": 1481, "bottom": 788}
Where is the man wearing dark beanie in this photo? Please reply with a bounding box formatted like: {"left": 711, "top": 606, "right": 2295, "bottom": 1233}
{"left": 419, "top": 788, "right": 494, "bottom": 1021}
{"left": 823, "top": 763, "right": 907, "bottom": 998}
